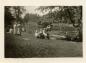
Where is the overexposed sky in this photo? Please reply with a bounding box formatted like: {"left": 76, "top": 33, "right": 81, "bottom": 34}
{"left": 23, "top": 6, "right": 44, "bottom": 16}
{"left": 22, "top": 6, "right": 49, "bottom": 18}
{"left": 23, "top": 6, "right": 59, "bottom": 17}
{"left": 24, "top": 6, "right": 39, "bottom": 14}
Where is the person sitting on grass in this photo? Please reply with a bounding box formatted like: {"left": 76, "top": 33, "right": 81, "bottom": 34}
{"left": 35, "top": 28, "right": 50, "bottom": 39}
{"left": 42, "top": 28, "right": 50, "bottom": 39}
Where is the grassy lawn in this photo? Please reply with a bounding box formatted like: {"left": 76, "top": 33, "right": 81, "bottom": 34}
{"left": 5, "top": 32, "right": 82, "bottom": 58}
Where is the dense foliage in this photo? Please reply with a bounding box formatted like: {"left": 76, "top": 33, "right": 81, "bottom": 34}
{"left": 37, "top": 6, "right": 82, "bottom": 41}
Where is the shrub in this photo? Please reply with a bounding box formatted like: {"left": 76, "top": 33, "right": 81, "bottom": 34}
{"left": 65, "top": 31, "right": 82, "bottom": 42}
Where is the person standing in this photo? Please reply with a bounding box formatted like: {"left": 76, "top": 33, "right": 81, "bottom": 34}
{"left": 16, "top": 22, "right": 22, "bottom": 36}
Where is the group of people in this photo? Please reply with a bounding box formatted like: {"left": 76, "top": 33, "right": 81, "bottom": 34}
{"left": 7, "top": 21, "right": 22, "bottom": 36}
{"left": 7, "top": 21, "right": 52, "bottom": 39}
{"left": 35, "top": 25, "right": 51, "bottom": 39}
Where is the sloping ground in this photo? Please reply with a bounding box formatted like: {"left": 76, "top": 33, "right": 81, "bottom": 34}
{"left": 5, "top": 33, "right": 83, "bottom": 58}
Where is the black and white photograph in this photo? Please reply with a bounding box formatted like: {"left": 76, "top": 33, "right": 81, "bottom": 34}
{"left": 5, "top": 6, "right": 83, "bottom": 58}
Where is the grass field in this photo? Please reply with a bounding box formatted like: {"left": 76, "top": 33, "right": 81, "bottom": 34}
{"left": 5, "top": 32, "right": 82, "bottom": 58}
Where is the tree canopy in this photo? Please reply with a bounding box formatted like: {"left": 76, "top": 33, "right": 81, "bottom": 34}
{"left": 5, "top": 6, "right": 26, "bottom": 27}
{"left": 37, "top": 6, "right": 82, "bottom": 27}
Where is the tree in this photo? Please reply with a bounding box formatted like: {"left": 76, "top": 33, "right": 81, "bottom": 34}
{"left": 37, "top": 6, "right": 82, "bottom": 25}
{"left": 11, "top": 6, "right": 26, "bottom": 24}
{"left": 5, "top": 6, "right": 15, "bottom": 32}
{"left": 37, "top": 6, "right": 82, "bottom": 41}
{"left": 5, "top": 6, "right": 13, "bottom": 26}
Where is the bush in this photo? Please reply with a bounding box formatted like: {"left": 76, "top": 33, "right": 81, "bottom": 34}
{"left": 52, "top": 23, "right": 75, "bottom": 31}
{"left": 65, "top": 31, "right": 75, "bottom": 41}
{"left": 65, "top": 31, "right": 82, "bottom": 42}
{"left": 37, "top": 21, "right": 52, "bottom": 28}
{"left": 41, "top": 22, "right": 51, "bottom": 28}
